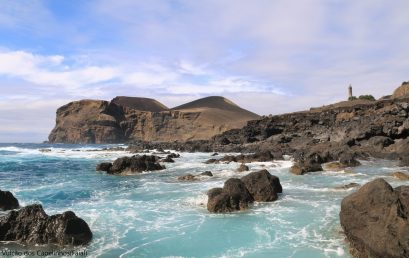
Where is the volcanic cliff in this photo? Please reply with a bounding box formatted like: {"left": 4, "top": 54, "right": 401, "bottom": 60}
{"left": 48, "top": 96, "right": 259, "bottom": 143}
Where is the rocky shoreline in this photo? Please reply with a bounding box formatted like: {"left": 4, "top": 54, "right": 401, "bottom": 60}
{"left": 14, "top": 81, "right": 405, "bottom": 256}
{"left": 0, "top": 190, "right": 92, "bottom": 247}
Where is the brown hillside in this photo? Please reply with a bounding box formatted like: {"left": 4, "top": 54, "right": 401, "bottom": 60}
{"left": 392, "top": 81, "right": 409, "bottom": 98}
{"left": 111, "top": 96, "right": 169, "bottom": 112}
{"left": 172, "top": 96, "right": 259, "bottom": 129}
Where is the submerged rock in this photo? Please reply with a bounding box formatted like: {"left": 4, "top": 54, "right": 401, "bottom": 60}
{"left": 178, "top": 174, "right": 197, "bottom": 181}
{"left": 334, "top": 182, "right": 360, "bottom": 190}
{"left": 96, "top": 155, "right": 165, "bottom": 174}
{"left": 237, "top": 164, "right": 249, "bottom": 172}
{"left": 207, "top": 178, "right": 254, "bottom": 213}
{"left": 289, "top": 162, "right": 323, "bottom": 175}
{"left": 391, "top": 171, "right": 409, "bottom": 180}
{"left": 340, "top": 178, "right": 409, "bottom": 258}
{"left": 0, "top": 204, "right": 92, "bottom": 246}
{"left": 200, "top": 171, "right": 213, "bottom": 177}
{"left": 339, "top": 153, "right": 361, "bottom": 167}
{"left": 0, "top": 190, "right": 19, "bottom": 211}
{"left": 204, "top": 158, "right": 217, "bottom": 164}
{"left": 241, "top": 170, "right": 282, "bottom": 202}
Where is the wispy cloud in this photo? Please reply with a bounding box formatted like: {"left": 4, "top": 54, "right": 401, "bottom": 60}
{"left": 0, "top": 0, "right": 408, "bottom": 142}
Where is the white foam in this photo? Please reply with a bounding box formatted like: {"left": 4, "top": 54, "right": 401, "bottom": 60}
{"left": 184, "top": 194, "right": 208, "bottom": 207}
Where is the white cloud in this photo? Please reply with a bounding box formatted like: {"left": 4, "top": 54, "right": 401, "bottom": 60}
{"left": 0, "top": 50, "right": 119, "bottom": 94}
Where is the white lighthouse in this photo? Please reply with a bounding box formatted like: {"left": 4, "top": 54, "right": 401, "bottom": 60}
{"left": 348, "top": 84, "right": 353, "bottom": 99}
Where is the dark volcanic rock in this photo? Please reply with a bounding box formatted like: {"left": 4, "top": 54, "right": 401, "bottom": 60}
{"left": 0, "top": 190, "right": 19, "bottom": 211}
{"left": 340, "top": 178, "right": 409, "bottom": 258}
{"left": 167, "top": 153, "right": 180, "bottom": 158}
{"left": 0, "top": 204, "right": 92, "bottom": 246}
{"left": 207, "top": 178, "right": 254, "bottom": 213}
{"left": 162, "top": 155, "right": 175, "bottom": 163}
{"left": 241, "top": 170, "right": 282, "bottom": 202}
{"left": 96, "top": 162, "right": 112, "bottom": 172}
{"left": 96, "top": 155, "right": 165, "bottom": 174}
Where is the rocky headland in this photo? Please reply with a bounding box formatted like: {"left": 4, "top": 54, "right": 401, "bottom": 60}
{"left": 48, "top": 96, "right": 259, "bottom": 143}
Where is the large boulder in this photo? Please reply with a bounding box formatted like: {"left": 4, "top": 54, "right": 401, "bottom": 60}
{"left": 207, "top": 178, "right": 254, "bottom": 213}
{"left": 0, "top": 190, "right": 19, "bottom": 211}
{"left": 96, "top": 155, "right": 165, "bottom": 174}
{"left": 0, "top": 204, "right": 92, "bottom": 246}
{"left": 340, "top": 178, "right": 409, "bottom": 258}
{"left": 241, "top": 170, "right": 282, "bottom": 202}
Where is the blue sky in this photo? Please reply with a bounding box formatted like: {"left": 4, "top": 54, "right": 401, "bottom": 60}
{"left": 0, "top": 0, "right": 408, "bottom": 142}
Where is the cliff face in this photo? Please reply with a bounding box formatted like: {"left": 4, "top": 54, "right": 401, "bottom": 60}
{"left": 48, "top": 96, "right": 260, "bottom": 144}
{"left": 48, "top": 100, "right": 125, "bottom": 144}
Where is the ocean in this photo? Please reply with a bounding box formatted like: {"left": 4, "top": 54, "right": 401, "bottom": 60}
{"left": 0, "top": 143, "right": 406, "bottom": 258}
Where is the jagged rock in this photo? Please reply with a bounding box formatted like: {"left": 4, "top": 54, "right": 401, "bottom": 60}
{"left": 96, "top": 155, "right": 165, "bottom": 174}
{"left": 237, "top": 164, "right": 249, "bottom": 172}
{"left": 0, "top": 190, "right": 19, "bottom": 211}
{"left": 200, "top": 171, "right": 213, "bottom": 177}
{"left": 391, "top": 171, "right": 409, "bottom": 180}
{"left": 340, "top": 178, "right": 409, "bottom": 258}
{"left": 211, "top": 152, "right": 219, "bottom": 156}
{"left": 241, "top": 170, "right": 282, "bottom": 202}
{"left": 0, "top": 204, "right": 92, "bottom": 246}
{"left": 207, "top": 178, "right": 254, "bottom": 213}
{"left": 178, "top": 174, "right": 197, "bottom": 181}
{"left": 334, "top": 183, "right": 360, "bottom": 190}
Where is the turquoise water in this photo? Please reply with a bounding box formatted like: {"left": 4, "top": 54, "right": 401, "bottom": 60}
{"left": 0, "top": 143, "right": 407, "bottom": 258}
